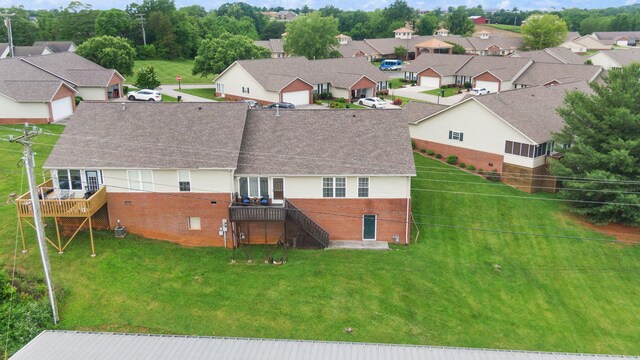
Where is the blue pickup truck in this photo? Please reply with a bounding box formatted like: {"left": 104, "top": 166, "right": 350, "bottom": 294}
{"left": 379, "top": 59, "right": 403, "bottom": 71}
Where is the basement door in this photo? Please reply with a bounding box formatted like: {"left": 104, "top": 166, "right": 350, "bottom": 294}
{"left": 363, "top": 214, "right": 377, "bottom": 241}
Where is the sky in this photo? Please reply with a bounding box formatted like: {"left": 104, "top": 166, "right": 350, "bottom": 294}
{"left": 0, "top": 0, "right": 637, "bottom": 12}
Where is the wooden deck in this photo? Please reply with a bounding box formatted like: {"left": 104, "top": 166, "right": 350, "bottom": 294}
{"left": 16, "top": 179, "right": 107, "bottom": 218}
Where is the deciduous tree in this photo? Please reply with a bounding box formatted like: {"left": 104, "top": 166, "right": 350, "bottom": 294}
{"left": 134, "top": 65, "right": 161, "bottom": 89}
{"left": 76, "top": 35, "right": 136, "bottom": 75}
{"left": 416, "top": 12, "right": 439, "bottom": 36}
{"left": 284, "top": 13, "right": 339, "bottom": 60}
{"left": 551, "top": 64, "right": 640, "bottom": 225}
{"left": 95, "top": 9, "right": 132, "bottom": 37}
{"left": 192, "top": 33, "right": 270, "bottom": 77}
{"left": 521, "top": 14, "right": 568, "bottom": 50}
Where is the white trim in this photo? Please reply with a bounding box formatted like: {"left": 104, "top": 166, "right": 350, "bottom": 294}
{"left": 362, "top": 214, "right": 377, "bottom": 241}
{"left": 357, "top": 177, "right": 369, "bottom": 198}
{"left": 271, "top": 177, "right": 285, "bottom": 204}
{"left": 177, "top": 169, "right": 191, "bottom": 192}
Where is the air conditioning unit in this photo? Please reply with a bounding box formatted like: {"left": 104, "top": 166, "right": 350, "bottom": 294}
{"left": 114, "top": 222, "right": 127, "bottom": 238}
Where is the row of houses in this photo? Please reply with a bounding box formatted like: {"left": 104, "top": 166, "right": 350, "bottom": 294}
{"left": 403, "top": 52, "right": 603, "bottom": 93}
{"left": 0, "top": 41, "right": 76, "bottom": 59}
{"left": 0, "top": 52, "right": 124, "bottom": 124}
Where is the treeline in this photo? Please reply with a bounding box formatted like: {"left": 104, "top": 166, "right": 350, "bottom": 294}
{"left": 2, "top": 0, "right": 640, "bottom": 61}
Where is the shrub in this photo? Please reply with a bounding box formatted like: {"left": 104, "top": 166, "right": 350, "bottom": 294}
{"left": 486, "top": 169, "right": 501, "bottom": 182}
{"left": 446, "top": 155, "right": 458, "bottom": 165}
{"left": 136, "top": 44, "right": 158, "bottom": 60}
{"left": 435, "top": 153, "right": 442, "bottom": 159}
{"left": 427, "top": 149, "right": 435, "bottom": 156}
{"left": 134, "top": 65, "right": 161, "bottom": 90}
{"left": 336, "top": 97, "right": 346, "bottom": 103}
{"left": 74, "top": 96, "right": 83, "bottom": 106}
{"left": 459, "top": 162, "right": 466, "bottom": 168}
{"left": 478, "top": 168, "right": 484, "bottom": 174}
{"left": 393, "top": 98, "right": 403, "bottom": 105}
{"left": 464, "top": 81, "right": 472, "bottom": 89}
{"left": 411, "top": 140, "right": 416, "bottom": 149}
{"left": 419, "top": 148, "right": 427, "bottom": 153}
{"left": 467, "top": 164, "right": 476, "bottom": 171}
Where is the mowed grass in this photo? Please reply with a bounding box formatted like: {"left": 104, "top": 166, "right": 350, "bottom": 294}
{"left": 132, "top": 60, "right": 214, "bottom": 84}
{"left": 176, "top": 88, "right": 225, "bottom": 101}
{"left": 1, "top": 128, "right": 640, "bottom": 354}
{"left": 422, "top": 87, "right": 462, "bottom": 97}
{"left": 484, "top": 24, "right": 522, "bottom": 33}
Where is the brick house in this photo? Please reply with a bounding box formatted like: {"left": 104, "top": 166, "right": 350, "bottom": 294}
{"left": 43, "top": 102, "right": 415, "bottom": 247}
{"left": 214, "top": 57, "right": 389, "bottom": 105}
{"left": 409, "top": 82, "right": 592, "bottom": 193}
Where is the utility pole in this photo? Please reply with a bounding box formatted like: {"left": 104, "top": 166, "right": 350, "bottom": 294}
{"left": 9, "top": 124, "right": 59, "bottom": 325}
{"left": 138, "top": 14, "right": 146, "bottom": 46}
{"left": 1, "top": 12, "right": 15, "bottom": 58}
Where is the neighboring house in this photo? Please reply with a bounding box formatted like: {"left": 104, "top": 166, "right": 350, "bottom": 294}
{"left": 409, "top": 82, "right": 592, "bottom": 193}
{"left": 587, "top": 48, "right": 640, "bottom": 69}
{"left": 561, "top": 35, "right": 610, "bottom": 53}
{"left": 591, "top": 31, "right": 640, "bottom": 47}
{"left": 469, "top": 15, "right": 490, "bottom": 24}
{"left": 33, "top": 41, "right": 77, "bottom": 53}
{"left": 0, "top": 43, "right": 10, "bottom": 58}
{"left": 509, "top": 47, "right": 586, "bottom": 64}
{"left": 21, "top": 52, "right": 125, "bottom": 101}
{"left": 42, "top": 102, "right": 415, "bottom": 247}
{"left": 404, "top": 53, "right": 532, "bottom": 93}
{"left": 12, "top": 45, "right": 53, "bottom": 57}
{"left": 277, "top": 10, "right": 297, "bottom": 21}
{"left": 466, "top": 32, "right": 522, "bottom": 56}
{"left": 254, "top": 39, "right": 285, "bottom": 58}
{"left": 0, "top": 58, "right": 77, "bottom": 124}
{"left": 214, "top": 57, "right": 388, "bottom": 105}
{"left": 512, "top": 62, "right": 603, "bottom": 88}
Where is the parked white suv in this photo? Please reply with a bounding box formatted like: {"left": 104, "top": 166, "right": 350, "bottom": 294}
{"left": 128, "top": 89, "right": 162, "bottom": 101}
{"left": 470, "top": 87, "right": 490, "bottom": 95}
{"left": 357, "top": 97, "right": 387, "bottom": 108}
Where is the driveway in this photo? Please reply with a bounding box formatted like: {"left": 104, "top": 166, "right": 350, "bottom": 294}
{"left": 158, "top": 84, "right": 215, "bottom": 102}
{"left": 390, "top": 86, "right": 467, "bottom": 105}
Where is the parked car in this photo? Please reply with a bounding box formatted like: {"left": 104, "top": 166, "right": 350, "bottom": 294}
{"left": 242, "top": 99, "right": 260, "bottom": 109}
{"left": 358, "top": 97, "right": 387, "bottom": 108}
{"left": 265, "top": 102, "right": 295, "bottom": 109}
{"left": 470, "top": 87, "right": 490, "bottom": 95}
{"left": 379, "top": 59, "right": 403, "bottom": 71}
{"left": 128, "top": 89, "right": 162, "bottom": 101}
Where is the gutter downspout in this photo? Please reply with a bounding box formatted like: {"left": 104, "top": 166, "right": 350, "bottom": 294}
{"left": 405, "top": 176, "right": 410, "bottom": 245}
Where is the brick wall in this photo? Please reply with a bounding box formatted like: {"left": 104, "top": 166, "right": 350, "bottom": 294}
{"left": 287, "top": 198, "right": 411, "bottom": 244}
{"left": 280, "top": 78, "right": 313, "bottom": 104}
{"left": 413, "top": 138, "right": 504, "bottom": 172}
{"left": 0, "top": 118, "right": 49, "bottom": 124}
{"left": 417, "top": 68, "right": 441, "bottom": 87}
{"left": 106, "top": 192, "right": 232, "bottom": 247}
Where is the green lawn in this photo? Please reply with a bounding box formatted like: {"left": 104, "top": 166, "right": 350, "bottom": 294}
{"left": 1, "top": 128, "right": 640, "bottom": 355}
{"left": 132, "top": 60, "right": 214, "bottom": 85}
{"left": 175, "top": 88, "right": 226, "bottom": 101}
{"left": 484, "top": 24, "right": 522, "bottom": 33}
{"left": 318, "top": 100, "right": 366, "bottom": 109}
{"left": 422, "top": 87, "right": 463, "bottom": 97}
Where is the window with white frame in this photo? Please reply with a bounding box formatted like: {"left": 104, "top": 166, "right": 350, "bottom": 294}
{"left": 322, "top": 177, "right": 346, "bottom": 198}
{"left": 216, "top": 83, "right": 224, "bottom": 93}
{"left": 448, "top": 130, "right": 464, "bottom": 141}
{"left": 128, "top": 170, "right": 153, "bottom": 191}
{"left": 239, "top": 177, "right": 268, "bottom": 198}
{"left": 188, "top": 216, "right": 201, "bottom": 230}
{"left": 358, "top": 177, "right": 369, "bottom": 198}
{"left": 242, "top": 87, "right": 250, "bottom": 94}
{"left": 178, "top": 170, "right": 190, "bottom": 192}
{"left": 56, "top": 169, "right": 83, "bottom": 190}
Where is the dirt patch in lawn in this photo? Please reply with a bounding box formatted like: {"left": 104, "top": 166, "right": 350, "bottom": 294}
{"left": 560, "top": 212, "right": 640, "bottom": 244}
{"left": 475, "top": 25, "right": 523, "bottom": 38}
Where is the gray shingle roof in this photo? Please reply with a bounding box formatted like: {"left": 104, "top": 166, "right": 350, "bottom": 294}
{"left": 591, "top": 48, "right": 640, "bottom": 67}
{"left": 0, "top": 43, "right": 8, "bottom": 55}
{"left": 404, "top": 53, "right": 474, "bottom": 75}
{"left": 11, "top": 331, "right": 640, "bottom": 360}
{"left": 472, "top": 82, "right": 593, "bottom": 143}
{"left": 22, "top": 52, "right": 121, "bottom": 87}
{"left": 44, "top": 102, "right": 249, "bottom": 170}
{"left": 234, "top": 57, "right": 310, "bottom": 91}
{"left": 593, "top": 31, "right": 640, "bottom": 41}
{"left": 0, "top": 57, "right": 71, "bottom": 102}
{"left": 32, "top": 41, "right": 76, "bottom": 53}
{"left": 454, "top": 56, "right": 532, "bottom": 81}
{"left": 512, "top": 47, "right": 586, "bottom": 65}
{"left": 12, "top": 45, "right": 50, "bottom": 57}
{"left": 236, "top": 109, "right": 415, "bottom": 176}
{"left": 402, "top": 101, "right": 447, "bottom": 124}
{"left": 255, "top": 39, "right": 285, "bottom": 53}
{"left": 566, "top": 32, "right": 580, "bottom": 41}
{"left": 466, "top": 36, "right": 522, "bottom": 51}
{"left": 513, "top": 63, "right": 602, "bottom": 87}
{"left": 336, "top": 40, "right": 379, "bottom": 58}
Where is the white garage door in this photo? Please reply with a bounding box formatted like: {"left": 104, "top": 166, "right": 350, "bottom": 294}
{"left": 475, "top": 80, "right": 500, "bottom": 93}
{"left": 51, "top": 97, "right": 73, "bottom": 121}
{"left": 282, "top": 90, "right": 309, "bottom": 105}
{"left": 420, "top": 76, "right": 440, "bottom": 88}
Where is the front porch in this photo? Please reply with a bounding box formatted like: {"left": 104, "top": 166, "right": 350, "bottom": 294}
{"left": 16, "top": 179, "right": 108, "bottom": 256}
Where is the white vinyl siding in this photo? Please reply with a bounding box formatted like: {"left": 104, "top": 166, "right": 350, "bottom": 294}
{"left": 127, "top": 170, "right": 153, "bottom": 191}
{"left": 178, "top": 170, "right": 190, "bottom": 192}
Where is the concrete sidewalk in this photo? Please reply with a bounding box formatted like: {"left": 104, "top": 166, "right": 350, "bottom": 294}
{"left": 390, "top": 86, "right": 467, "bottom": 105}
{"left": 158, "top": 84, "right": 216, "bottom": 102}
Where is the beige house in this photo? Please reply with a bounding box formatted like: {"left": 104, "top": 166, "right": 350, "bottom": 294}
{"left": 409, "top": 82, "right": 592, "bottom": 193}
{"left": 587, "top": 48, "right": 640, "bottom": 70}
{"left": 254, "top": 39, "right": 285, "bottom": 58}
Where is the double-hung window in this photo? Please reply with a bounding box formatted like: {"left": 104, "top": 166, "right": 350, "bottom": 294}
{"left": 322, "top": 177, "right": 346, "bottom": 198}
{"left": 57, "top": 170, "right": 83, "bottom": 190}
{"left": 358, "top": 177, "right": 369, "bottom": 198}
{"left": 128, "top": 170, "right": 153, "bottom": 191}
{"left": 178, "top": 170, "right": 190, "bottom": 192}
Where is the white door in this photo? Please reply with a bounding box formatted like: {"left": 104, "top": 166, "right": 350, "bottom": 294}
{"left": 420, "top": 76, "right": 440, "bottom": 88}
{"left": 282, "top": 90, "right": 310, "bottom": 105}
{"left": 51, "top": 97, "right": 73, "bottom": 121}
{"left": 475, "top": 80, "right": 500, "bottom": 93}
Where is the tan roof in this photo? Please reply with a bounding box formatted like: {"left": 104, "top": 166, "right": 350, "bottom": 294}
{"left": 336, "top": 34, "right": 351, "bottom": 39}
{"left": 336, "top": 40, "right": 379, "bottom": 57}
{"left": 404, "top": 53, "right": 473, "bottom": 75}
{"left": 565, "top": 32, "right": 581, "bottom": 41}
{"left": 44, "top": 102, "right": 249, "bottom": 170}
{"left": 436, "top": 28, "right": 449, "bottom": 32}
{"left": 403, "top": 101, "right": 447, "bottom": 124}
{"left": 477, "top": 30, "right": 490, "bottom": 34}
{"left": 394, "top": 27, "right": 414, "bottom": 33}
{"left": 236, "top": 109, "right": 415, "bottom": 176}
{"left": 512, "top": 47, "right": 585, "bottom": 65}
{"left": 455, "top": 56, "right": 532, "bottom": 81}
{"left": 590, "top": 48, "right": 640, "bottom": 67}
{"left": 0, "top": 57, "right": 72, "bottom": 102}
{"left": 21, "top": 52, "right": 122, "bottom": 87}
{"left": 415, "top": 38, "right": 454, "bottom": 49}
{"left": 471, "top": 82, "right": 593, "bottom": 143}
{"left": 573, "top": 36, "right": 611, "bottom": 50}
{"left": 513, "top": 62, "right": 602, "bottom": 87}
{"left": 254, "top": 39, "right": 284, "bottom": 53}
{"left": 466, "top": 36, "right": 522, "bottom": 50}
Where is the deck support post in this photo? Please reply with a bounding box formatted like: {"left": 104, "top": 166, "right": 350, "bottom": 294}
{"left": 18, "top": 216, "right": 27, "bottom": 253}
{"left": 54, "top": 217, "right": 63, "bottom": 254}
{"left": 89, "top": 216, "right": 96, "bottom": 257}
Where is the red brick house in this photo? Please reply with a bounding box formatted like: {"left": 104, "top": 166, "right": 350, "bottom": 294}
{"left": 43, "top": 102, "right": 415, "bottom": 248}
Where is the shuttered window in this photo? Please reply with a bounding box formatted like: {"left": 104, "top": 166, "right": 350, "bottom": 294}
{"left": 448, "top": 130, "right": 464, "bottom": 141}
